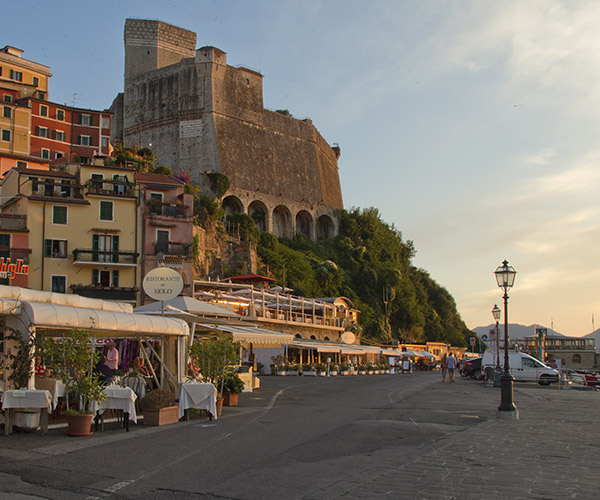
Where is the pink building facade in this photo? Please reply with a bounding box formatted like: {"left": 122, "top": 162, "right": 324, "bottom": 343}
{"left": 136, "top": 172, "right": 194, "bottom": 301}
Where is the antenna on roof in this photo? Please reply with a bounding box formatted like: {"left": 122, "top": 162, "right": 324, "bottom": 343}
{"left": 71, "top": 93, "right": 80, "bottom": 107}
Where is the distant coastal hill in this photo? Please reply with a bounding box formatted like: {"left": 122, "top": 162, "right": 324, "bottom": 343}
{"left": 473, "top": 324, "right": 565, "bottom": 340}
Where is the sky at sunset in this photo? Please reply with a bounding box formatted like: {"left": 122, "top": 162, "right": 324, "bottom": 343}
{"left": 5, "top": 1, "right": 600, "bottom": 336}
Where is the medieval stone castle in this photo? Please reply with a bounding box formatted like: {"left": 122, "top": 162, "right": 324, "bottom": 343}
{"left": 111, "top": 19, "right": 344, "bottom": 240}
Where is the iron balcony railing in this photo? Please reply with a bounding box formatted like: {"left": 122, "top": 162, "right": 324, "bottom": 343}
{"left": 146, "top": 200, "right": 192, "bottom": 218}
{"left": 72, "top": 248, "right": 139, "bottom": 264}
{"left": 70, "top": 285, "right": 138, "bottom": 301}
{"left": 30, "top": 180, "right": 83, "bottom": 199}
{"left": 86, "top": 179, "right": 136, "bottom": 197}
{"left": 153, "top": 241, "right": 192, "bottom": 257}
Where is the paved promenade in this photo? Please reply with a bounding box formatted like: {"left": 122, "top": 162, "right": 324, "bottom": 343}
{"left": 326, "top": 379, "right": 600, "bottom": 500}
{"left": 0, "top": 374, "right": 598, "bottom": 500}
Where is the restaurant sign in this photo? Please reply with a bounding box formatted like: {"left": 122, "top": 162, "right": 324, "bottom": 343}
{"left": 142, "top": 267, "right": 184, "bottom": 301}
{"left": 0, "top": 258, "right": 29, "bottom": 279}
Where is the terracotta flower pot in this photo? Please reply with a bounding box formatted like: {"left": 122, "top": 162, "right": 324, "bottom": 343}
{"left": 216, "top": 398, "right": 224, "bottom": 417}
{"left": 66, "top": 413, "right": 94, "bottom": 437}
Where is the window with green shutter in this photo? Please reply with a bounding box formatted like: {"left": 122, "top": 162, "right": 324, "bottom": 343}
{"left": 52, "top": 206, "right": 67, "bottom": 224}
{"left": 99, "top": 201, "right": 113, "bottom": 221}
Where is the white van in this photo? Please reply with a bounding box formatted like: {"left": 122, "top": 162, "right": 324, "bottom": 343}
{"left": 482, "top": 351, "right": 559, "bottom": 385}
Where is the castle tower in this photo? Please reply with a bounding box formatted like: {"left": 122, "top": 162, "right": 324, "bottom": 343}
{"left": 124, "top": 19, "right": 196, "bottom": 81}
{"left": 116, "top": 19, "right": 343, "bottom": 240}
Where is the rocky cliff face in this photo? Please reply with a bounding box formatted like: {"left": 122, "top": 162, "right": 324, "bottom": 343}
{"left": 193, "top": 223, "right": 257, "bottom": 281}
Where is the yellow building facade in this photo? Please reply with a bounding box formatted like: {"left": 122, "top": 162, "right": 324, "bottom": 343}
{"left": 0, "top": 46, "right": 51, "bottom": 158}
{"left": 0, "top": 159, "right": 140, "bottom": 302}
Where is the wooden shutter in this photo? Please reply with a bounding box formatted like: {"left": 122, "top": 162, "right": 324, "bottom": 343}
{"left": 44, "top": 239, "right": 52, "bottom": 257}
{"left": 92, "top": 234, "right": 99, "bottom": 262}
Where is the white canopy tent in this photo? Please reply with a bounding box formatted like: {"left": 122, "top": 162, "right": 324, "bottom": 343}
{"left": 0, "top": 286, "right": 190, "bottom": 388}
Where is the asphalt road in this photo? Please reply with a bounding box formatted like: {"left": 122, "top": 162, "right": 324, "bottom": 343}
{"left": 0, "top": 372, "right": 505, "bottom": 499}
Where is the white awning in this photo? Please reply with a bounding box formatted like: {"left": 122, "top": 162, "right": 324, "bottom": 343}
{"left": 196, "top": 323, "right": 294, "bottom": 345}
{"left": 20, "top": 301, "right": 189, "bottom": 337}
{"left": 292, "top": 342, "right": 366, "bottom": 354}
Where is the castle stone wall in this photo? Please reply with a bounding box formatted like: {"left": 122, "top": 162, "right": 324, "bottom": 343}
{"left": 117, "top": 19, "right": 344, "bottom": 238}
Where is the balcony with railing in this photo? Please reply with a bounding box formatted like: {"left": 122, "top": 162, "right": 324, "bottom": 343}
{"left": 146, "top": 199, "right": 193, "bottom": 219}
{"left": 72, "top": 249, "right": 139, "bottom": 266}
{"left": 86, "top": 179, "right": 136, "bottom": 197}
{"left": 153, "top": 241, "right": 192, "bottom": 257}
{"left": 70, "top": 284, "right": 138, "bottom": 301}
{"left": 30, "top": 180, "right": 83, "bottom": 200}
{"left": 0, "top": 214, "right": 27, "bottom": 231}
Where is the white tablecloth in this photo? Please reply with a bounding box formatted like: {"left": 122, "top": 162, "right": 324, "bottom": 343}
{"left": 177, "top": 382, "right": 217, "bottom": 419}
{"left": 35, "top": 379, "right": 66, "bottom": 410}
{"left": 1, "top": 389, "right": 52, "bottom": 411}
{"left": 90, "top": 386, "right": 138, "bottom": 423}
{"left": 2, "top": 390, "right": 52, "bottom": 435}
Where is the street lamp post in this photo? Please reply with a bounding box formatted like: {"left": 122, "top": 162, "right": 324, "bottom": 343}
{"left": 491, "top": 304, "right": 502, "bottom": 387}
{"left": 494, "top": 260, "right": 518, "bottom": 418}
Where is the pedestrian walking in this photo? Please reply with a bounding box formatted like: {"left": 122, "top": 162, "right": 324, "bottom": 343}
{"left": 441, "top": 353, "right": 448, "bottom": 383}
{"left": 447, "top": 352, "right": 457, "bottom": 382}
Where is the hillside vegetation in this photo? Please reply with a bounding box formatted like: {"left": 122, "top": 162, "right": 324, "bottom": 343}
{"left": 254, "top": 207, "right": 472, "bottom": 347}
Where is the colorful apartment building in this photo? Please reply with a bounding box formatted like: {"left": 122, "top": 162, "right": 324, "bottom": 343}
{"left": 0, "top": 159, "right": 139, "bottom": 302}
{"left": 136, "top": 172, "right": 194, "bottom": 300}
{"left": 0, "top": 46, "right": 50, "bottom": 100}
{"left": 26, "top": 99, "right": 112, "bottom": 164}
{"left": 0, "top": 46, "right": 51, "bottom": 162}
{"left": 0, "top": 46, "right": 112, "bottom": 174}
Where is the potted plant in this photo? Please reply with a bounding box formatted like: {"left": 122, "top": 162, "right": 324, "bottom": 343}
{"left": 219, "top": 371, "right": 245, "bottom": 406}
{"left": 140, "top": 389, "right": 179, "bottom": 425}
{"left": 302, "top": 364, "right": 317, "bottom": 376}
{"left": 43, "top": 328, "right": 106, "bottom": 436}
{"left": 316, "top": 363, "right": 327, "bottom": 376}
{"left": 340, "top": 363, "right": 349, "bottom": 376}
{"left": 189, "top": 333, "right": 240, "bottom": 416}
{"left": 358, "top": 364, "right": 367, "bottom": 375}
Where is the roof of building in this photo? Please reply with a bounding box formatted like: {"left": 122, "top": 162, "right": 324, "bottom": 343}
{"left": 227, "top": 273, "right": 277, "bottom": 283}
{"left": 15, "top": 167, "right": 76, "bottom": 178}
{"left": 135, "top": 172, "right": 184, "bottom": 187}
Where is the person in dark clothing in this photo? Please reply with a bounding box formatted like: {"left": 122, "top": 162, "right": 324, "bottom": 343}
{"left": 94, "top": 353, "right": 112, "bottom": 383}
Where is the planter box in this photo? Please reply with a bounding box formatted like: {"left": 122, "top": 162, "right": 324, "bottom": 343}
{"left": 142, "top": 405, "right": 179, "bottom": 426}
{"left": 223, "top": 392, "right": 239, "bottom": 407}
{"left": 318, "top": 372, "right": 327, "bottom": 377}
{"left": 340, "top": 371, "right": 349, "bottom": 376}
{"left": 330, "top": 371, "right": 338, "bottom": 376}
{"left": 303, "top": 370, "right": 317, "bottom": 377}
{"left": 359, "top": 371, "right": 367, "bottom": 375}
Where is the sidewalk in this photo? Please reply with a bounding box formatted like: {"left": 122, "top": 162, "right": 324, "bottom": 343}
{"left": 331, "top": 379, "right": 600, "bottom": 500}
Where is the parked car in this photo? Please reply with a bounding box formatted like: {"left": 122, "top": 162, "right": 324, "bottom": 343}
{"left": 482, "top": 351, "right": 559, "bottom": 385}
{"left": 460, "top": 357, "right": 483, "bottom": 380}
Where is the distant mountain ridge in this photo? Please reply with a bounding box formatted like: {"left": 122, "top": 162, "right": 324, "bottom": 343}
{"left": 473, "top": 323, "right": 564, "bottom": 340}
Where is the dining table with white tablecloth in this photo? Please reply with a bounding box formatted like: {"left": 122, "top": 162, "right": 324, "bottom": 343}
{"left": 90, "top": 386, "right": 138, "bottom": 427}
{"left": 177, "top": 382, "right": 217, "bottom": 420}
{"left": 1, "top": 389, "right": 52, "bottom": 435}
{"left": 35, "top": 378, "right": 66, "bottom": 410}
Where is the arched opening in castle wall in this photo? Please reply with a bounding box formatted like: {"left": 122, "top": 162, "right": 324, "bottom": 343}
{"left": 317, "top": 214, "right": 335, "bottom": 239}
{"left": 248, "top": 200, "right": 269, "bottom": 233}
{"left": 295, "top": 210, "right": 314, "bottom": 239}
{"left": 222, "top": 195, "right": 245, "bottom": 214}
{"left": 272, "top": 205, "right": 292, "bottom": 239}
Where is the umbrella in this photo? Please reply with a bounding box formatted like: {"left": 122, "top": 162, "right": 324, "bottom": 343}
{"left": 417, "top": 351, "right": 436, "bottom": 359}
{"left": 133, "top": 304, "right": 201, "bottom": 322}
{"left": 400, "top": 350, "right": 418, "bottom": 357}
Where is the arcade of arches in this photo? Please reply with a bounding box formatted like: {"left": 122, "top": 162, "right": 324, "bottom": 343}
{"left": 222, "top": 195, "right": 337, "bottom": 240}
